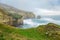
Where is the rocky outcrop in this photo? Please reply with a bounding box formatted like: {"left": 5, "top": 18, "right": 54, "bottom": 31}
{"left": 0, "top": 8, "right": 23, "bottom": 27}
{"left": 37, "top": 15, "right": 41, "bottom": 19}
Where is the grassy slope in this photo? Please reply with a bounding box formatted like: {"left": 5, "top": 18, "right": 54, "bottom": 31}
{"left": 0, "top": 23, "right": 60, "bottom": 40}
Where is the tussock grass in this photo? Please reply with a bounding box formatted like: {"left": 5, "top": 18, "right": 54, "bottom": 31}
{"left": 0, "top": 23, "right": 60, "bottom": 40}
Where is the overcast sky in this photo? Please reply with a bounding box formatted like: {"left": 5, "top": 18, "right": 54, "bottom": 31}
{"left": 0, "top": 0, "right": 60, "bottom": 16}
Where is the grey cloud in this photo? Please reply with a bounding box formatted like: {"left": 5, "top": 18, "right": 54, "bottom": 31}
{"left": 0, "top": 0, "right": 60, "bottom": 11}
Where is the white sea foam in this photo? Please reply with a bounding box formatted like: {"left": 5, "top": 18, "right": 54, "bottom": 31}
{"left": 22, "top": 18, "right": 60, "bottom": 29}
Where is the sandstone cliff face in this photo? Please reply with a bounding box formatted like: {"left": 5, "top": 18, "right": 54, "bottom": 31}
{"left": 0, "top": 3, "right": 35, "bottom": 19}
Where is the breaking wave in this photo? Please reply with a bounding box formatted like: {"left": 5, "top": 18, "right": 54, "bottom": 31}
{"left": 21, "top": 18, "right": 60, "bottom": 29}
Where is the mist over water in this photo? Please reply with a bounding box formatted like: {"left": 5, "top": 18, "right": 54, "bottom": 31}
{"left": 42, "top": 15, "right": 60, "bottom": 21}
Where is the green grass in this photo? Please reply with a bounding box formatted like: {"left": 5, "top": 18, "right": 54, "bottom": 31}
{"left": 0, "top": 23, "right": 60, "bottom": 40}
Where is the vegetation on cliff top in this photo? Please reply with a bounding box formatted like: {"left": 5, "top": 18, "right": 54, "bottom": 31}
{"left": 0, "top": 23, "right": 60, "bottom": 40}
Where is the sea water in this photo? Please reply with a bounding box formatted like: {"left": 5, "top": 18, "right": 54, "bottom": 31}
{"left": 20, "top": 15, "right": 60, "bottom": 29}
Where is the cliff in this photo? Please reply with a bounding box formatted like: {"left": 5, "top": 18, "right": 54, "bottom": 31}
{"left": 0, "top": 3, "right": 35, "bottom": 19}
{"left": 0, "top": 8, "right": 23, "bottom": 26}
{"left": 0, "top": 3, "right": 35, "bottom": 26}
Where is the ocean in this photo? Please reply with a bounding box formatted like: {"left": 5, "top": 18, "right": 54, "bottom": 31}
{"left": 19, "top": 15, "right": 60, "bottom": 29}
